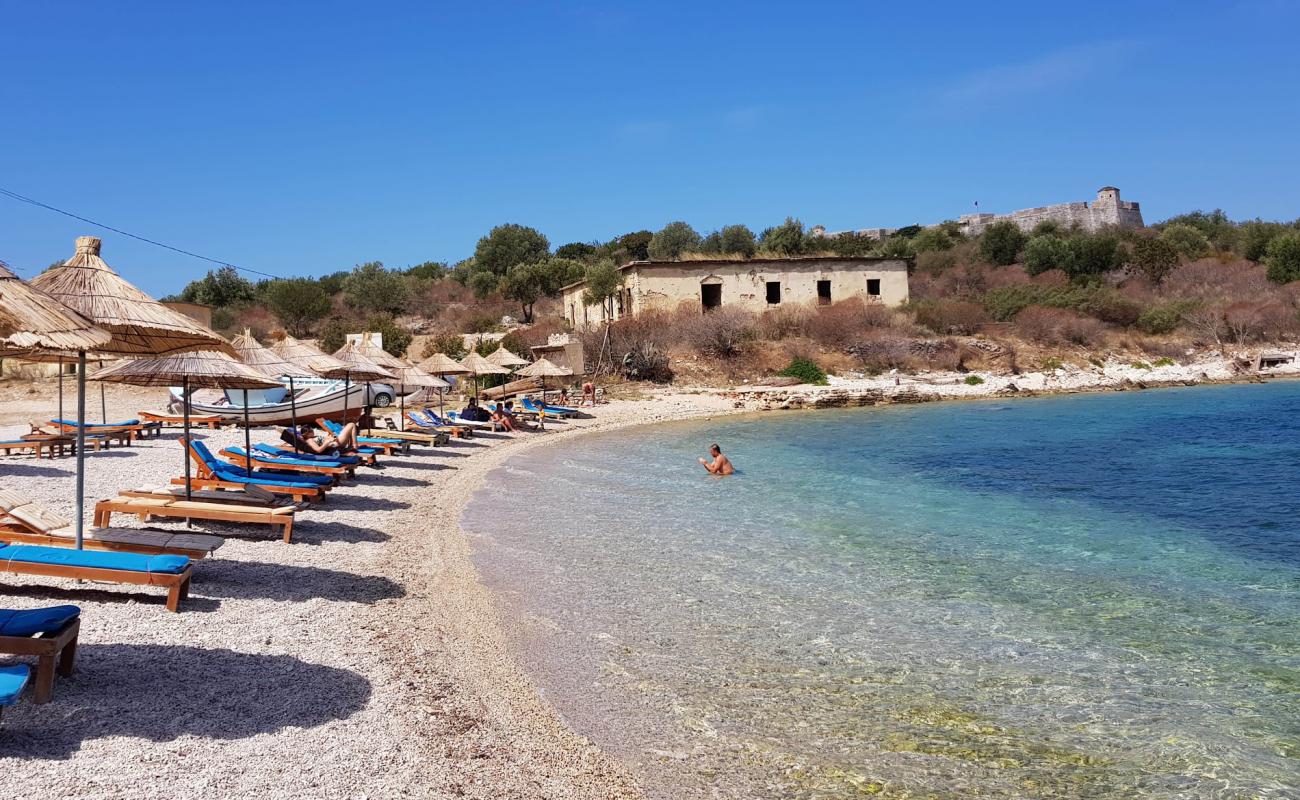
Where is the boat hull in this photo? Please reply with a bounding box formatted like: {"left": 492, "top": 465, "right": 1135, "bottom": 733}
{"left": 173, "top": 383, "right": 371, "bottom": 427}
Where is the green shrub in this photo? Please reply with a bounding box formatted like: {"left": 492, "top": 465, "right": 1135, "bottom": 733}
{"left": 963, "top": 374, "right": 985, "bottom": 385}
{"left": 1041, "top": 357, "right": 1063, "bottom": 371}
{"left": 778, "top": 357, "right": 828, "bottom": 385}
{"left": 1136, "top": 300, "right": 1199, "bottom": 335}
{"left": 1131, "top": 361, "right": 1151, "bottom": 370}
{"left": 1152, "top": 357, "right": 1176, "bottom": 367}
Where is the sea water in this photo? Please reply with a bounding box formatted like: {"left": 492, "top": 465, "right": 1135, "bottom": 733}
{"left": 463, "top": 382, "right": 1300, "bottom": 799}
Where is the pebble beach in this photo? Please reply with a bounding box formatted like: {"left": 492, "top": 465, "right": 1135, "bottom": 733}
{"left": 0, "top": 383, "right": 734, "bottom": 798}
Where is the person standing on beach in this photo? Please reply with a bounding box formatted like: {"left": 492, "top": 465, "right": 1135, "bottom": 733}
{"left": 698, "top": 443, "right": 735, "bottom": 475}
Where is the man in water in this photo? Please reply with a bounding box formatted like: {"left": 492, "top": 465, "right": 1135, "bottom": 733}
{"left": 698, "top": 443, "right": 735, "bottom": 475}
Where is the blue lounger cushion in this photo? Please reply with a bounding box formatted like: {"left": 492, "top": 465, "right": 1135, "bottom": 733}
{"left": 190, "top": 440, "right": 332, "bottom": 486}
{"left": 320, "top": 420, "right": 401, "bottom": 446}
{"left": 254, "top": 443, "right": 360, "bottom": 465}
{"left": 225, "top": 447, "right": 346, "bottom": 469}
{"left": 0, "top": 544, "right": 189, "bottom": 574}
{"left": 0, "top": 605, "right": 80, "bottom": 637}
{"left": 0, "top": 664, "right": 30, "bottom": 706}
{"left": 51, "top": 418, "right": 140, "bottom": 428}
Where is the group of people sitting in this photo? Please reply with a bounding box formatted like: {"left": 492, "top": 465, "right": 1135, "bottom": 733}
{"left": 457, "top": 398, "right": 534, "bottom": 432}
{"left": 280, "top": 422, "right": 362, "bottom": 456}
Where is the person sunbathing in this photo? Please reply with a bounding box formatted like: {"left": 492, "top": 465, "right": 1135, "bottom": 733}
{"left": 698, "top": 443, "right": 735, "bottom": 475}
{"left": 291, "top": 423, "right": 360, "bottom": 456}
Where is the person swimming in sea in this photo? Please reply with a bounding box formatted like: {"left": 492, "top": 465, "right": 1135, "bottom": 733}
{"left": 698, "top": 443, "right": 735, "bottom": 475}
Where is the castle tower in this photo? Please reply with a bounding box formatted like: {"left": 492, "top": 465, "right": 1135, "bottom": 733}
{"left": 1092, "top": 186, "right": 1121, "bottom": 227}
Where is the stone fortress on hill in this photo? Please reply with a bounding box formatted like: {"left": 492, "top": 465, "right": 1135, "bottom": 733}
{"left": 811, "top": 186, "right": 1144, "bottom": 241}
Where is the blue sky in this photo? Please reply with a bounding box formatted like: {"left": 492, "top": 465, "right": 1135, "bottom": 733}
{"left": 2, "top": 1, "right": 1297, "bottom": 296}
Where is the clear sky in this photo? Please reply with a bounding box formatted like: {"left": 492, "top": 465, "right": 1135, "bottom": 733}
{"left": 2, "top": 1, "right": 1297, "bottom": 296}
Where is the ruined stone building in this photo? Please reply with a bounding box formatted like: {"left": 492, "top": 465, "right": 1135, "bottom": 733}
{"left": 560, "top": 256, "right": 910, "bottom": 329}
{"left": 811, "top": 186, "right": 1144, "bottom": 241}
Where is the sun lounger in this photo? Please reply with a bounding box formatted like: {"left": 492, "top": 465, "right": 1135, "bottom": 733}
{"left": 521, "top": 397, "right": 577, "bottom": 418}
{"left": 95, "top": 495, "right": 297, "bottom": 543}
{"left": 220, "top": 446, "right": 352, "bottom": 479}
{"left": 254, "top": 442, "right": 362, "bottom": 466}
{"left": 425, "top": 410, "right": 493, "bottom": 431}
{"left": 183, "top": 438, "right": 331, "bottom": 501}
{"left": 0, "top": 489, "right": 224, "bottom": 560}
{"left": 0, "top": 605, "right": 80, "bottom": 703}
{"left": 405, "top": 411, "right": 470, "bottom": 438}
{"left": 0, "top": 440, "right": 42, "bottom": 458}
{"left": 0, "top": 543, "right": 192, "bottom": 612}
{"left": 44, "top": 420, "right": 136, "bottom": 446}
{"left": 138, "top": 410, "right": 223, "bottom": 429}
{"left": 0, "top": 664, "right": 31, "bottom": 717}
{"left": 50, "top": 418, "right": 161, "bottom": 440}
{"left": 381, "top": 417, "right": 450, "bottom": 444}
{"left": 121, "top": 484, "right": 308, "bottom": 511}
{"left": 315, "top": 419, "right": 410, "bottom": 456}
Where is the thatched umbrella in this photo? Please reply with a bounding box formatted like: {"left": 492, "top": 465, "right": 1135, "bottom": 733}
{"left": 458, "top": 351, "right": 510, "bottom": 402}
{"left": 514, "top": 358, "right": 574, "bottom": 429}
{"left": 485, "top": 344, "right": 528, "bottom": 368}
{"left": 387, "top": 363, "right": 449, "bottom": 430}
{"left": 232, "top": 330, "right": 315, "bottom": 451}
{"left": 330, "top": 340, "right": 397, "bottom": 432}
{"left": 29, "top": 237, "right": 232, "bottom": 548}
{"left": 0, "top": 260, "right": 111, "bottom": 423}
{"left": 270, "top": 334, "right": 350, "bottom": 375}
{"left": 91, "top": 350, "right": 279, "bottom": 501}
{"left": 417, "top": 352, "right": 469, "bottom": 417}
{"left": 354, "top": 332, "right": 407, "bottom": 371}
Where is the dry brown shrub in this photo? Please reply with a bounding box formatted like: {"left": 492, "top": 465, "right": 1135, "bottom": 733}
{"left": 913, "top": 299, "right": 990, "bottom": 335}
{"left": 1162, "top": 259, "right": 1273, "bottom": 303}
{"left": 805, "top": 297, "right": 893, "bottom": 348}
{"left": 1014, "top": 306, "right": 1105, "bottom": 346}
{"left": 676, "top": 306, "right": 758, "bottom": 358}
{"left": 845, "top": 332, "right": 916, "bottom": 373}
{"left": 1030, "top": 269, "right": 1070, "bottom": 287}
{"left": 759, "top": 304, "right": 812, "bottom": 339}
{"left": 511, "top": 317, "right": 567, "bottom": 349}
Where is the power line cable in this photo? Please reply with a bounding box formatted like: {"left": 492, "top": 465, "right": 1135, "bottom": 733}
{"left": 0, "top": 186, "right": 283, "bottom": 280}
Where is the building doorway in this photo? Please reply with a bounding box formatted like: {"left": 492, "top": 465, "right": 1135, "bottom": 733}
{"left": 701, "top": 283, "right": 722, "bottom": 310}
{"left": 816, "top": 279, "right": 832, "bottom": 305}
{"left": 766, "top": 281, "right": 782, "bottom": 304}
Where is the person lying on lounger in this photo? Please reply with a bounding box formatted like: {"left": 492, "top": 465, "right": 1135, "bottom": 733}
{"left": 290, "top": 423, "right": 360, "bottom": 456}
{"left": 698, "top": 443, "right": 735, "bottom": 475}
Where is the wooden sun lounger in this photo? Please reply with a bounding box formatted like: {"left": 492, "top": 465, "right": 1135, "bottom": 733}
{"left": 0, "top": 490, "right": 225, "bottom": 560}
{"left": 121, "top": 484, "right": 308, "bottom": 511}
{"left": 0, "top": 609, "right": 79, "bottom": 703}
{"left": 139, "top": 410, "right": 223, "bottom": 429}
{"left": 37, "top": 422, "right": 133, "bottom": 447}
{"left": 95, "top": 496, "right": 297, "bottom": 544}
{"left": 0, "top": 545, "right": 193, "bottom": 612}
{"left": 219, "top": 448, "right": 351, "bottom": 479}
{"left": 376, "top": 419, "right": 448, "bottom": 445}
{"left": 314, "top": 419, "right": 410, "bottom": 456}
{"left": 0, "top": 441, "right": 43, "bottom": 458}
{"left": 182, "top": 440, "right": 329, "bottom": 502}
{"left": 405, "top": 412, "right": 471, "bottom": 438}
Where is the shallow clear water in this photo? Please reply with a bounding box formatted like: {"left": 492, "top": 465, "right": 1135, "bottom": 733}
{"left": 464, "top": 383, "right": 1300, "bottom": 799}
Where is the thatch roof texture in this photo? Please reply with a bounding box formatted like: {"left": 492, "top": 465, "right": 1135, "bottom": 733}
{"left": 417, "top": 352, "right": 469, "bottom": 375}
{"left": 350, "top": 332, "right": 408, "bottom": 371}
{"left": 514, "top": 357, "right": 573, "bottom": 378}
{"left": 270, "top": 334, "right": 351, "bottom": 377}
{"left": 389, "top": 363, "right": 450, "bottom": 390}
{"left": 231, "top": 329, "right": 315, "bottom": 379}
{"left": 459, "top": 351, "right": 510, "bottom": 376}
{"left": 485, "top": 345, "right": 528, "bottom": 367}
{"left": 89, "top": 349, "right": 282, "bottom": 389}
{"left": 0, "top": 261, "right": 112, "bottom": 356}
{"left": 330, "top": 340, "right": 398, "bottom": 382}
{"left": 30, "top": 237, "right": 233, "bottom": 357}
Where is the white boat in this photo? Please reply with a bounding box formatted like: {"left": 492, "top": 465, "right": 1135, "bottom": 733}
{"left": 171, "top": 377, "right": 410, "bottom": 426}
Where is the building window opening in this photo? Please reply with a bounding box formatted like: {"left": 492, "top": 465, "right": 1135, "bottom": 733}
{"left": 866, "top": 278, "right": 881, "bottom": 297}
{"left": 816, "top": 279, "right": 832, "bottom": 305}
{"left": 766, "top": 281, "right": 782, "bottom": 304}
{"left": 701, "top": 283, "right": 722, "bottom": 311}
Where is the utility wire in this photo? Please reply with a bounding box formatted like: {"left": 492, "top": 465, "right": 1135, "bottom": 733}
{"left": 0, "top": 186, "right": 284, "bottom": 280}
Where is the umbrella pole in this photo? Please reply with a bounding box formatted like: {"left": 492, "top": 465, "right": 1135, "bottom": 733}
{"left": 400, "top": 384, "right": 405, "bottom": 431}
{"left": 74, "top": 351, "right": 86, "bottom": 550}
{"left": 343, "top": 372, "right": 350, "bottom": 424}
{"left": 99, "top": 361, "right": 107, "bottom": 423}
{"left": 243, "top": 389, "right": 252, "bottom": 472}
{"left": 58, "top": 356, "right": 64, "bottom": 423}
{"left": 182, "top": 375, "right": 192, "bottom": 502}
{"left": 365, "top": 381, "right": 371, "bottom": 435}
{"left": 289, "top": 376, "right": 300, "bottom": 453}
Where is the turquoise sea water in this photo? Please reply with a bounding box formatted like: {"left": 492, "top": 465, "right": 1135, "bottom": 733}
{"left": 463, "top": 382, "right": 1300, "bottom": 799}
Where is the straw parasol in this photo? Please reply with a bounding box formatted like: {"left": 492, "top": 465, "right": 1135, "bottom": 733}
{"left": 91, "top": 350, "right": 280, "bottom": 500}
{"left": 458, "top": 351, "right": 510, "bottom": 402}
{"left": 232, "top": 330, "right": 315, "bottom": 449}
{"left": 514, "top": 357, "right": 574, "bottom": 428}
{"left": 29, "top": 236, "right": 234, "bottom": 549}
{"left": 416, "top": 352, "right": 469, "bottom": 416}
{"left": 485, "top": 344, "right": 528, "bottom": 368}
{"left": 270, "top": 334, "right": 350, "bottom": 376}
{"left": 354, "top": 332, "right": 407, "bottom": 371}
{"left": 0, "top": 262, "right": 111, "bottom": 356}
{"left": 331, "top": 340, "right": 397, "bottom": 431}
